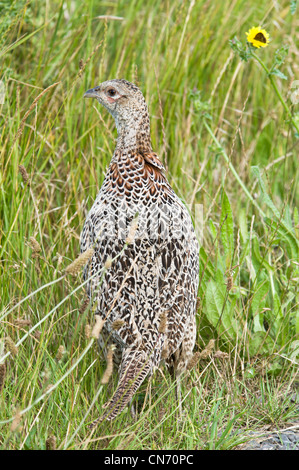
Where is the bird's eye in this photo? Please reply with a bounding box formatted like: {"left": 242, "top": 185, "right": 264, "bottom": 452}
{"left": 107, "top": 88, "right": 117, "bottom": 97}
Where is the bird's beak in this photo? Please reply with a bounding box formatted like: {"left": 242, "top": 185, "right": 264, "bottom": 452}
{"left": 84, "top": 87, "right": 100, "bottom": 99}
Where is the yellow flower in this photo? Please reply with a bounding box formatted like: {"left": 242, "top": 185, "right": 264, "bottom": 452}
{"left": 246, "top": 27, "right": 270, "bottom": 48}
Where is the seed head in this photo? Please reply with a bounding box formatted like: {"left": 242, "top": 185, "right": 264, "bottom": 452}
{"left": 65, "top": 248, "right": 94, "bottom": 275}
{"left": 85, "top": 324, "right": 92, "bottom": 339}
{"left": 125, "top": 216, "right": 139, "bottom": 245}
{"left": 199, "top": 339, "right": 215, "bottom": 359}
{"left": 56, "top": 345, "right": 65, "bottom": 361}
{"left": 187, "top": 352, "right": 201, "bottom": 370}
{"left": 18, "top": 165, "right": 30, "bottom": 184}
{"left": 226, "top": 276, "right": 233, "bottom": 292}
{"left": 158, "top": 311, "right": 167, "bottom": 333}
{"left": 112, "top": 319, "right": 125, "bottom": 330}
{"left": 11, "top": 410, "right": 22, "bottom": 432}
{"left": 5, "top": 336, "right": 18, "bottom": 357}
{"left": 214, "top": 350, "right": 229, "bottom": 359}
{"left": 161, "top": 347, "right": 169, "bottom": 360}
{"left": 0, "top": 363, "right": 6, "bottom": 392}
{"left": 46, "top": 435, "right": 57, "bottom": 450}
{"left": 79, "top": 297, "right": 90, "bottom": 315}
{"left": 15, "top": 318, "right": 32, "bottom": 328}
{"left": 104, "top": 256, "right": 113, "bottom": 269}
{"left": 29, "top": 236, "right": 41, "bottom": 253}
{"left": 33, "top": 330, "right": 42, "bottom": 340}
{"left": 101, "top": 345, "right": 115, "bottom": 384}
{"left": 91, "top": 315, "right": 105, "bottom": 339}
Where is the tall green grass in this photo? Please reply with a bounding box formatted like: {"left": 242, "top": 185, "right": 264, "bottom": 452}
{"left": 0, "top": 0, "right": 298, "bottom": 449}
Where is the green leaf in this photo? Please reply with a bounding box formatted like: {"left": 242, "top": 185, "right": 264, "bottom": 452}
{"left": 205, "top": 274, "right": 238, "bottom": 342}
{"left": 249, "top": 331, "right": 275, "bottom": 356}
{"left": 270, "top": 68, "right": 288, "bottom": 80}
{"left": 229, "top": 36, "right": 252, "bottom": 62}
{"left": 251, "top": 166, "right": 299, "bottom": 259}
{"left": 199, "top": 246, "right": 215, "bottom": 279}
{"left": 265, "top": 218, "right": 298, "bottom": 261}
{"left": 251, "top": 236, "right": 275, "bottom": 273}
{"left": 251, "top": 280, "right": 270, "bottom": 332}
{"left": 266, "top": 359, "right": 283, "bottom": 375}
{"left": 294, "top": 207, "right": 299, "bottom": 223}
{"left": 290, "top": 0, "right": 297, "bottom": 15}
{"left": 289, "top": 340, "right": 299, "bottom": 360}
{"left": 274, "top": 45, "right": 290, "bottom": 66}
{"left": 251, "top": 166, "right": 280, "bottom": 219}
{"left": 246, "top": 254, "right": 257, "bottom": 283}
{"left": 238, "top": 208, "right": 248, "bottom": 242}
{"left": 0, "top": 22, "right": 49, "bottom": 59}
{"left": 273, "top": 292, "right": 288, "bottom": 344}
{"left": 220, "top": 190, "right": 234, "bottom": 269}
{"left": 238, "top": 239, "right": 250, "bottom": 270}
{"left": 209, "top": 219, "right": 217, "bottom": 240}
{"left": 244, "top": 366, "right": 257, "bottom": 379}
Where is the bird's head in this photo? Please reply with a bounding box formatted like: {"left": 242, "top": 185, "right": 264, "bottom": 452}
{"left": 84, "top": 79, "right": 152, "bottom": 153}
{"left": 84, "top": 79, "right": 147, "bottom": 122}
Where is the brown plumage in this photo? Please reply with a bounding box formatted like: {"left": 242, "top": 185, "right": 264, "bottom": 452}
{"left": 80, "top": 79, "right": 199, "bottom": 423}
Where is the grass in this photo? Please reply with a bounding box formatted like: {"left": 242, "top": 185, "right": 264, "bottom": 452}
{"left": 0, "top": 0, "right": 299, "bottom": 450}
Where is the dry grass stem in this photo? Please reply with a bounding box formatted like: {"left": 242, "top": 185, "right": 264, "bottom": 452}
{"left": 154, "top": 65, "right": 167, "bottom": 167}
{"left": 76, "top": 41, "right": 103, "bottom": 79}
{"left": 96, "top": 15, "right": 124, "bottom": 20}
{"left": 116, "top": 432, "right": 137, "bottom": 450}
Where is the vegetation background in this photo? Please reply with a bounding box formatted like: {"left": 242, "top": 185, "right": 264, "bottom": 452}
{"left": 0, "top": 0, "right": 298, "bottom": 450}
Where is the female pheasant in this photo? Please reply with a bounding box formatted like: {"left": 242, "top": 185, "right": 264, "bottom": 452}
{"left": 81, "top": 79, "right": 199, "bottom": 422}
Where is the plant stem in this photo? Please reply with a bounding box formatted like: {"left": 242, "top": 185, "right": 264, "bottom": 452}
{"left": 203, "top": 120, "right": 266, "bottom": 218}
{"left": 251, "top": 51, "right": 299, "bottom": 135}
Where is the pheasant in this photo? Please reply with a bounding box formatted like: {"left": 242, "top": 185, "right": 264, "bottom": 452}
{"left": 81, "top": 79, "right": 199, "bottom": 422}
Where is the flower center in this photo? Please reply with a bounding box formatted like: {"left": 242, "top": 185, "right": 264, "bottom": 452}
{"left": 253, "top": 32, "right": 266, "bottom": 43}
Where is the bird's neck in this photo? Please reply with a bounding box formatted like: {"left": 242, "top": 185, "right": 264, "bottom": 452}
{"left": 114, "top": 112, "right": 153, "bottom": 155}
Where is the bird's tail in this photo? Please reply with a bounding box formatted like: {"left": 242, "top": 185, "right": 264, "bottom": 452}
{"left": 90, "top": 347, "right": 153, "bottom": 427}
